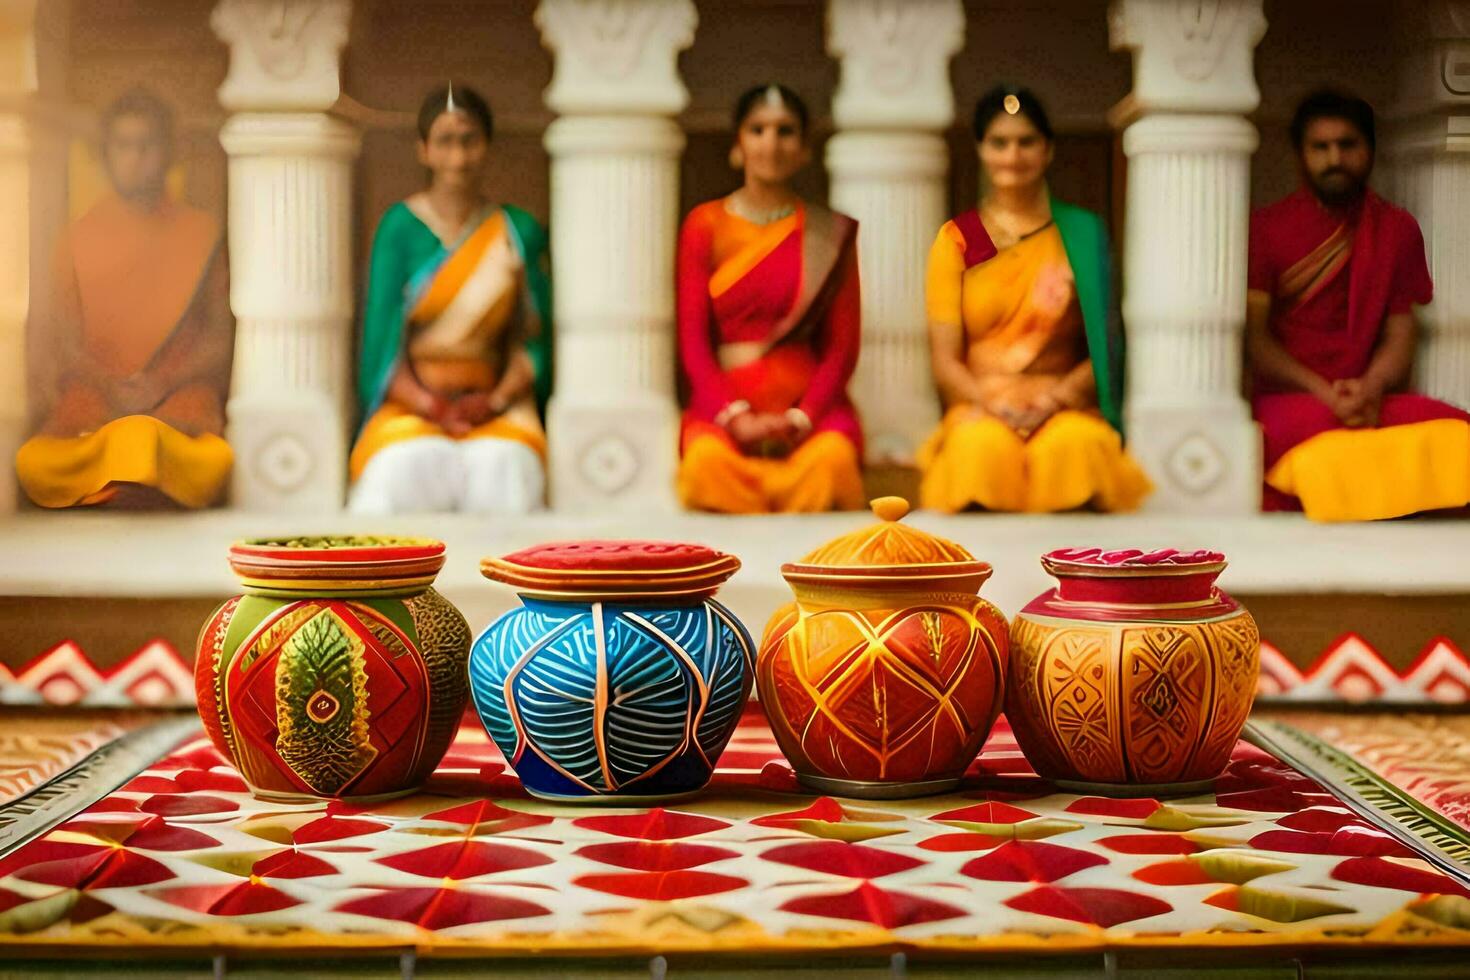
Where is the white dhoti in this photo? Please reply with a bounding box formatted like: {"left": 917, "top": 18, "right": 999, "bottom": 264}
{"left": 348, "top": 435, "right": 545, "bottom": 515}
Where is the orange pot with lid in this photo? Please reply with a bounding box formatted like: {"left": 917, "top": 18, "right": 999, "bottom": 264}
{"left": 756, "top": 497, "right": 1009, "bottom": 798}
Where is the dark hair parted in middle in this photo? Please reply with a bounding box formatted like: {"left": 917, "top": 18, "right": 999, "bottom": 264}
{"left": 417, "top": 83, "right": 494, "bottom": 142}
{"left": 733, "top": 83, "right": 810, "bottom": 137}
{"left": 973, "top": 85, "right": 1054, "bottom": 143}
{"left": 1289, "top": 88, "right": 1375, "bottom": 151}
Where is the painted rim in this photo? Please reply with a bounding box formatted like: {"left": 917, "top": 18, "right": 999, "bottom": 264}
{"left": 780, "top": 560, "right": 993, "bottom": 595}
{"left": 1040, "top": 555, "right": 1228, "bottom": 579}
{"left": 481, "top": 541, "right": 741, "bottom": 600}
{"left": 229, "top": 536, "right": 446, "bottom": 596}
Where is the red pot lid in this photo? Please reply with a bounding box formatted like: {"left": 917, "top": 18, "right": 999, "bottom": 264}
{"left": 1042, "top": 548, "right": 1226, "bottom": 573}
{"left": 228, "top": 536, "right": 446, "bottom": 594}
{"left": 482, "top": 540, "right": 740, "bottom": 600}
{"left": 1028, "top": 547, "right": 1235, "bottom": 621}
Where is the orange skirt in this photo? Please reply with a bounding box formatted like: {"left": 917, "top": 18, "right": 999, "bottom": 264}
{"left": 677, "top": 426, "right": 864, "bottom": 514}
{"left": 917, "top": 408, "right": 1151, "bottom": 514}
{"left": 16, "top": 414, "right": 232, "bottom": 509}
{"left": 1265, "top": 418, "right": 1470, "bottom": 522}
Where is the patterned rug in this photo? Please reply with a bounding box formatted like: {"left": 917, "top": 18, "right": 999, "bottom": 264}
{"left": 0, "top": 712, "right": 199, "bottom": 863}
{"left": 1262, "top": 712, "right": 1470, "bottom": 834}
{"left": 0, "top": 712, "right": 149, "bottom": 806}
{"left": 1, "top": 707, "right": 1469, "bottom": 957}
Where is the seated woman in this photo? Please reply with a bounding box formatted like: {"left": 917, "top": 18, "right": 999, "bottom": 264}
{"left": 349, "top": 83, "right": 551, "bottom": 515}
{"left": 918, "top": 86, "right": 1150, "bottom": 514}
{"left": 675, "top": 84, "right": 865, "bottom": 514}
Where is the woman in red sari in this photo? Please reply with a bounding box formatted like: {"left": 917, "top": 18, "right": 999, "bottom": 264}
{"left": 676, "top": 84, "right": 864, "bottom": 513}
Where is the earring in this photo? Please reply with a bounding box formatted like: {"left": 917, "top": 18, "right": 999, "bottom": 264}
{"left": 728, "top": 146, "right": 745, "bottom": 170}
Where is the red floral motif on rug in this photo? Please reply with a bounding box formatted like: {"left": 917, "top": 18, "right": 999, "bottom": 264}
{"left": 0, "top": 706, "right": 1467, "bottom": 954}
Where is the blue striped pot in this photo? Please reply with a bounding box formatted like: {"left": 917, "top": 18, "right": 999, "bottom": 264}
{"left": 469, "top": 541, "right": 754, "bottom": 803}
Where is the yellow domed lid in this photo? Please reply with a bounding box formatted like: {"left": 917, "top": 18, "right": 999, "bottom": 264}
{"left": 782, "top": 498, "right": 991, "bottom": 594}
{"left": 800, "top": 497, "right": 975, "bottom": 566}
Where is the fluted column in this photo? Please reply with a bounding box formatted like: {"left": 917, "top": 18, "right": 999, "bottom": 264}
{"left": 536, "top": 0, "right": 695, "bottom": 512}
{"left": 1110, "top": 0, "right": 1267, "bottom": 514}
{"left": 213, "top": 0, "right": 357, "bottom": 512}
{"left": 0, "top": 0, "right": 69, "bottom": 513}
{"left": 1388, "top": 1, "right": 1470, "bottom": 409}
{"left": 825, "top": 0, "right": 964, "bottom": 464}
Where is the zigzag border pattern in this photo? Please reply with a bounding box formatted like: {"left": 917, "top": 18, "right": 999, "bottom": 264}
{"left": 3, "top": 632, "right": 1469, "bottom": 707}
{"left": 0, "top": 640, "right": 195, "bottom": 707}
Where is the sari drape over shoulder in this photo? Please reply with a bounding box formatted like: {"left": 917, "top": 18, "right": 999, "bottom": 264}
{"left": 15, "top": 195, "right": 233, "bottom": 508}
{"left": 917, "top": 201, "right": 1150, "bottom": 514}
{"left": 1249, "top": 188, "right": 1469, "bottom": 521}
{"left": 349, "top": 202, "right": 553, "bottom": 489}
{"left": 675, "top": 199, "right": 865, "bottom": 513}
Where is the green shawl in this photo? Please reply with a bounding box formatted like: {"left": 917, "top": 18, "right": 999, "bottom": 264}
{"left": 1050, "top": 198, "right": 1124, "bottom": 434}
{"left": 356, "top": 202, "right": 553, "bottom": 431}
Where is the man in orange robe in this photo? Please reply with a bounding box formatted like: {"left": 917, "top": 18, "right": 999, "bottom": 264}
{"left": 16, "top": 89, "right": 233, "bottom": 509}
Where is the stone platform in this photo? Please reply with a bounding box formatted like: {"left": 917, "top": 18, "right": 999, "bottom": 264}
{"left": 0, "top": 511, "right": 1466, "bottom": 685}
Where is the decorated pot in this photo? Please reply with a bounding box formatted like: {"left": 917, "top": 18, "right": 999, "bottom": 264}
{"left": 757, "top": 497, "right": 1009, "bottom": 798}
{"left": 195, "top": 536, "right": 471, "bottom": 802}
{"left": 1007, "top": 548, "right": 1260, "bottom": 797}
{"left": 469, "top": 540, "right": 755, "bottom": 803}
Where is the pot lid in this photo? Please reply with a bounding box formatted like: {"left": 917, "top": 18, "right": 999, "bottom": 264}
{"left": 782, "top": 498, "right": 991, "bottom": 591}
{"left": 1041, "top": 547, "right": 1226, "bottom": 576}
{"left": 482, "top": 539, "right": 740, "bottom": 600}
{"left": 1027, "top": 547, "right": 1235, "bottom": 621}
{"left": 228, "top": 536, "right": 446, "bottom": 595}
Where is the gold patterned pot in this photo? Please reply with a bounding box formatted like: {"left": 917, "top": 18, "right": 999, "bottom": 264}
{"left": 1006, "top": 548, "right": 1260, "bottom": 797}
{"left": 757, "top": 498, "right": 1009, "bottom": 798}
{"left": 195, "top": 536, "right": 471, "bottom": 802}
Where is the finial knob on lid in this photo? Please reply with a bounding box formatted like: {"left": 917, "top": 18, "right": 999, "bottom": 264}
{"left": 870, "top": 496, "right": 910, "bottom": 523}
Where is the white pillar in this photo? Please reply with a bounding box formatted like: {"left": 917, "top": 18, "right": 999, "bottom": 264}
{"left": 535, "top": 0, "right": 695, "bottom": 513}
{"left": 1110, "top": 0, "right": 1267, "bottom": 514}
{"left": 212, "top": 0, "right": 357, "bottom": 512}
{"left": 0, "top": 0, "right": 68, "bottom": 513}
{"left": 1388, "top": 1, "right": 1470, "bottom": 409}
{"left": 825, "top": 0, "right": 964, "bottom": 465}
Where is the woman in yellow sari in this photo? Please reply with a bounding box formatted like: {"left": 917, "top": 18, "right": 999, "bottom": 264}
{"left": 349, "top": 84, "right": 552, "bottom": 515}
{"left": 919, "top": 86, "right": 1151, "bottom": 513}
{"left": 676, "top": 84, "right": 865, "bottom": 513}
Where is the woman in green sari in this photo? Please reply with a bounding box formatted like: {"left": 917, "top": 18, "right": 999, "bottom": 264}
{"left": 918, "top": 85, "right": 1150, "bottom": 513}
{"left": 349, "top": 83, "right": 552, "bottom": 514}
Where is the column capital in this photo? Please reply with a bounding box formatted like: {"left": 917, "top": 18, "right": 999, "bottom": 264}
{"left": 1121, "top": 113, "right": 1258, "bottom": 156}
{"left": 219, "top": 111, "right": 361, "bottom": 158}
{"left": 1108, "top": 0, "right": 1266, "bottom": 124}
{"left": 212, "top": 0, "right": 350, "bottom": 113}
{"left": 535, "top": 0, "right": 696, "bottom": 117}
{"left": 826, "top": 0, "right": 964, "bottom": 132}
{"left": 542, "top": 114, "right": 684, "bottom": 158}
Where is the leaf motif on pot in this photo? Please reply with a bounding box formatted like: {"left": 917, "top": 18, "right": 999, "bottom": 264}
{"left": 470, "top": 606, "right": 582, "bottom": 761}
{"left": 692, "top": 602, "right": 755, "bottom": 766}
{"left": 274, "top": 610, "right": 375, "bottom": 795}
{"left": 472, "top": 597, "right": 753, "bottom": 799}
{"left": 603, "top": 612, "right": 691, "bottom": 789}
{"left": 507, "top": 609, "right": 603, "bottom": 788}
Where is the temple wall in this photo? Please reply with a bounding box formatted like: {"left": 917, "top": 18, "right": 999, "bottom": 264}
{"left": 56, "top": 0, "right": 1398, "bottom": 296}
{"left": 38, "top": 0, "right": 1406, "bottom": 436}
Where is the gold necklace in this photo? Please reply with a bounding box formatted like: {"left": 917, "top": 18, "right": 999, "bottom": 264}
{"left": 726, "top": 191, "right": 798, "bottom": 225}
